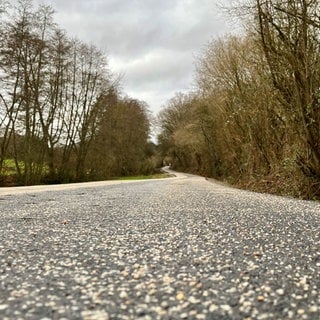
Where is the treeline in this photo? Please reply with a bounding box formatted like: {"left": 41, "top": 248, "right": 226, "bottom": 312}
{"left": 0, "top": 0, "right": 154, "bottom": 185}
{"left": 158, "top": 0, "right": 320, "bottom": 199}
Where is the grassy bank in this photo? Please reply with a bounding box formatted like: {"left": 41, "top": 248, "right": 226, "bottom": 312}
{"left": 116, "top": 173, "right": 173, "bottom": 180}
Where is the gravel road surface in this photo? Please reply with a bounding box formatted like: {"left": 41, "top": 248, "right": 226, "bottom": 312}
{"left": 0, "top": 169, "right": 320, "bottom": 320}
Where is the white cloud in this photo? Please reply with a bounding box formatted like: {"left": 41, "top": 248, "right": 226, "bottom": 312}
{"left": 24, "top": 0, "right": 238, "bottom": 113}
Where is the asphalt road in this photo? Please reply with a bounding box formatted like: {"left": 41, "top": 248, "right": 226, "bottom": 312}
{"left": 0, "top": 169, "right": 320, "bottom": 320}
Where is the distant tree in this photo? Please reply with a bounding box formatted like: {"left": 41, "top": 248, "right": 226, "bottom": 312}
{"left": 89, "top": 93, "right": 151, "bottom": 179}
{"left": 158, "top": 93, "right": 201, "bottom": 172}
{"left": 196, "top": 35, "right": 288, "bottom": 176}
{"left": 158, "top": 34, "right": 292, "bottom": 181}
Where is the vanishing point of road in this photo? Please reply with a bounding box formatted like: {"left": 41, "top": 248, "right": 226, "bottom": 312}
{"left": 0, "top": 169, "right": 319, "bottom": 320}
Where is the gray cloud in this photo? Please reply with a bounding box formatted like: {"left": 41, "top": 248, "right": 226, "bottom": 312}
{"left": 29, "top": 0, "right": 236, "bottom": 113}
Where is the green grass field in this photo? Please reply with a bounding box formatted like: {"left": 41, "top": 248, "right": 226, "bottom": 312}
{"left": 116, "top": 173, "right": 173, "bottom": 180}
{"left": 2, "top": 159, "right": 23, "bottom": 174}
{"left": 0, "top": 159, "right": 173, "bottom": 186}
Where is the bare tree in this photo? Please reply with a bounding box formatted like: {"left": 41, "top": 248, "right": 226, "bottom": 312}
{"left": 39, "top": 28, "right": 70, "bottom": 180}
{"left": 250, "top": 0, "right": 320, "bottom": 194}
{"left": 57, "top": 40, "right": 110, "bottom": 181}
{"left": 0, "top": 0, "right": 38, "bottom": 183}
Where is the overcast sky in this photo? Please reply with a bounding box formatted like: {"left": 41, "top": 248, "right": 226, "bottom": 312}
{"left": 29, "top": 0, "right": 238, "bottom": 114}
